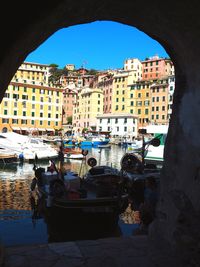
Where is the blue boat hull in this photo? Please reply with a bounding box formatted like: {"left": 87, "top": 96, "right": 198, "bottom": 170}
{"left": 80, "top": 140, "right": 110, "bottom": 147}
{"left": 92, "top": 141, "right": 109, "bottom": 147}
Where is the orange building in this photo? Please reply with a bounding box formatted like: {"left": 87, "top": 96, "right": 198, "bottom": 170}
{"left": 142, "top": 55, "right": 173, "bottom": 80}
{"left": 150, "top": 78, "right": 169, "bottom": 124}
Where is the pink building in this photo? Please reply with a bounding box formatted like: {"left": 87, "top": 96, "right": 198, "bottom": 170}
{"left": 62, "top": 88, "right": 77, "bottom": 126}
{"left": 97, "top": 73, "right": 113, "bottom": 114}
{"left": 142, "top": 56, "right": 173, "bottom": 80}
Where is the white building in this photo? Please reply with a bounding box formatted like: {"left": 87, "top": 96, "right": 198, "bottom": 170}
{"left": 96, "top": 113, "right": 138, "bottom": 138}
{"left": 168, "top": 75, "right": 175, "bottom": 120}
{"left": 123, "top": 58, "right": 143, "bottom": 81}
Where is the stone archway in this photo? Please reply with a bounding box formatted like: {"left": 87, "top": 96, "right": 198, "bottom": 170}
{"left": 1, "top": 1, "right": 200, "bottom": 266}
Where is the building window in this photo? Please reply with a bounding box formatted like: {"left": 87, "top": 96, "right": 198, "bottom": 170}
{"left": 21, "top": 119, "right": 27, "bottom": 124}
{"left": 2, "top": 119, "right": 9, "bottom": 123}
{"left": 136, "top": 101, "right": 142, "bottom": 106}
{"left": 14, "top": 110, "right": 17, "bottom": 116}
{"left": 115, "top": 118, "right": 118, "bottom": 123}
{"left": 124, "top": 126, "right": 127, "bottom": 132}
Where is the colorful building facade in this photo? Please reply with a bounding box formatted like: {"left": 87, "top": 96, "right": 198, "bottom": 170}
{"left": 0, "top": 81, "right": 63, "bottom": 134}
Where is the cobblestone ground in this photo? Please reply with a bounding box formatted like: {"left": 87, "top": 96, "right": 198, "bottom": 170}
{"left": 1, "top": 236, "right": 157, "bottom": 267}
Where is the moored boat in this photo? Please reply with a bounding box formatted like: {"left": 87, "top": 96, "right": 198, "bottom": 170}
{"left": 64, "top": 153, "right": 84, "bottom": 160}
{"left": 31, "top": 161, "right": 129, "bottom": 240}
{"left": 0, "top": 132, "right": 58, "bottom": 162}
{"left": 0, "top": 151, "right": 18, "bottom": 164}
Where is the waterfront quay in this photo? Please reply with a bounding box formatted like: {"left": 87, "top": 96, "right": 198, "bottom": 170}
{"left": 1, "top": 235, "right": 158, "bottom": 267}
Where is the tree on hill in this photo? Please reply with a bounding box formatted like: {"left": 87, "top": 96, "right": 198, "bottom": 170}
{"left": 49, "top": 64, "right": 68, "bottom": 85}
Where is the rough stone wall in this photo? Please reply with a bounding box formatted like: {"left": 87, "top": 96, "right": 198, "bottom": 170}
{"left": 1, "top": 0, "right": 200, "bottom": 266}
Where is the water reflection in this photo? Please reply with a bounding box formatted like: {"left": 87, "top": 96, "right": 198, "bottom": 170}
{"left": 0, "top": 146, "right": 138, "bottom": 245}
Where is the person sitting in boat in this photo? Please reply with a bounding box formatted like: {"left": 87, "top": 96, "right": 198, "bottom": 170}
{"left": 132, "top": 202, "right": 154, "bottom": 235}
{"left": 132, "top": 176, "right": 158, "bottom": 235}
{"left": 143, "top": 176, "right": 158, "bottom": 217}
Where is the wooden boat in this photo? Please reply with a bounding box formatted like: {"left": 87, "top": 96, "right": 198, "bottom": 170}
{"left": 64, "top": 153, "right": 84, "bottom": 160}
{"left": 0, "top": 148, "right": 18, "bottom": 164}
{"left": 63, "top": 147, "right": 86, "bottom": 160}
{"left": 31, "top": 162, "right": 129, "bottom": 240}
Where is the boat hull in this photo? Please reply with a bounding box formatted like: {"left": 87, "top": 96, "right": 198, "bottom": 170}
{"left": 42, "top": 194, "right": 128, "bottom": 241}
{"left": 0, "top": 154, "right": 18, "bottom": 164}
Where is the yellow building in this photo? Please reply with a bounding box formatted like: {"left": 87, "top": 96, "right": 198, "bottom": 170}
{"left": 0, "top": 61, "right": 64, "bottom": 134}
{"left": 73, "top": 86, "right": 103, "bottom": 132}
{"left": 112, "top": 70, "right": 139, "bottom": 114}
{"left": 14, "top": 62, "right": 50, "bottom": 85}
{"left": 0, "top": 81, "right": 63, "bottom": 134}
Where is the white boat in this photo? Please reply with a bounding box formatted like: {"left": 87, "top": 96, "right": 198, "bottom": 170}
{"left": 144, "top": 125, "right": 168, "bottom": 165}
{"left": 0, "top": 132, "right": 58, "bottom": 161}
{"left": 64, "top": 153, "right": 84, "bottom": 160}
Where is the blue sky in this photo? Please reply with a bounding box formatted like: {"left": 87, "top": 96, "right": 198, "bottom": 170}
{"left": 26, "top": 21, "right": 169, "bottom": 71}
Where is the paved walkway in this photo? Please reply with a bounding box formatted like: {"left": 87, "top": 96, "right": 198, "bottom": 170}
{"left": 1, "top": 236, "right": 156, "bottom": 267}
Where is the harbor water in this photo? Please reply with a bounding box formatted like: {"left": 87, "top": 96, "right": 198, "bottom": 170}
{"left": 0, "top": 145, "right": 139, "bottom": 246}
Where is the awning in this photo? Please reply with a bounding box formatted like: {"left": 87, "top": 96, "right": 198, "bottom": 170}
{"left": 20, "top": 127, "right": 28, "bottom": 131}
{"left": 45, "top": 128, "right": 55, "bottom": 131}
{"left": 28, "top": 128, "right": 38, "bottom": 132}
{"left": 12, "top": 126, "right": 20, "bottom": 130}
{"left": 37, "top": 128, "right": 46, "bottom": 131}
